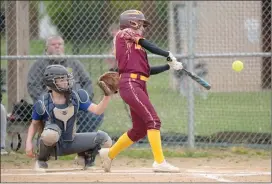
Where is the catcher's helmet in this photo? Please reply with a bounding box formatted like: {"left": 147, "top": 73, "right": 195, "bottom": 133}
{"left": 43, "top": 64, "right": 74, "bottom": 94}
{"left": 119, "top": 10, "right": 150, "bottom": 30}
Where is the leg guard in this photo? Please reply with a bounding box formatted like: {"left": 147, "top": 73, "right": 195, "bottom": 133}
{"left": 85, "top": 144, "right": 101, "bottom": 167}
{"left": 77, "top": 144, "right": 101, "bottom": 169}
{"left": 77, "top": 130, "right": 112, "bottom": 168}
{"left": 37, "top": 139, "right": 55, "bottom": 162}
{"left": 38, "top": 124, "right": 61, "bottom": 161}
{"left": 95, "top": 130, "right": 112, "bottom": 148}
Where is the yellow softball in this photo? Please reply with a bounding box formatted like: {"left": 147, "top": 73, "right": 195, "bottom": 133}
{"left": 232, "top": 60, "right": 244, "bottom": 72}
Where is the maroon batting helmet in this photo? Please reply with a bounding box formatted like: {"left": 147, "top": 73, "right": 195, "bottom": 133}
{"left": 119, "top": 10, "right": 151, "bottom": 30}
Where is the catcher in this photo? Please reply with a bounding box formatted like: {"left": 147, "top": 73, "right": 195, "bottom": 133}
{"left": 25, "top": 64, "right": 117, "bottom": 171}
{"left": 99, "top": 10, "right": 183, "bottom": 173}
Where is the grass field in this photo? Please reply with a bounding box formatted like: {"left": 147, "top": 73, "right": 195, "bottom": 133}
{"left": 1, "top": 38, "right": 271, "bottom": 137}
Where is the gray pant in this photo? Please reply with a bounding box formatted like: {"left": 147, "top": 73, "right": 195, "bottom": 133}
{"left": 38, "top": 125, "right": 112, "bottom": 161}
{"left": 1, "top": 104, "right": 7, "bottom": 148}
{"left": 58, "top": 131, "right": 112, "bottom": 156}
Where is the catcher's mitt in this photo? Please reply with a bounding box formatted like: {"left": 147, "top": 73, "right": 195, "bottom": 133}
{"left": 97, "top": 71, "right": 119, "bottom": 96}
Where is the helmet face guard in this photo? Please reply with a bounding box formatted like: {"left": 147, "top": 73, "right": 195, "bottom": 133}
{"left": 128, "top": 19, "right": 150, "bottom": 30}
{"left": 43, "top": 65, "right": 74, "bottom": 94}
{"left": 119, "top": 10, "right": 151, "bottom": 30}
{"left": 52, "top": 73, "right": 74, "bottom": 93}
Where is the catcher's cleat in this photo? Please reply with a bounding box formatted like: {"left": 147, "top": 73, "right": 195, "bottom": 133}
{"left": 75, "top": 156, "right": 96, "bottom": 170}
{"left": 76, "top": 145, "right": 100, "bottom": 170}
{"left": 75, "top": 155, "right": 85, "bottom": 166}
{"left": 34, "top": 160, "right": 48, "bottom": 172}
{"left": 99, "top": 148, "right": 112, "bottom": 172}
{"left": 84, "top": 158, "right": 95, "bottom": 169}
{"left": 152, "top": 160, "right": 180, "bottom": 173}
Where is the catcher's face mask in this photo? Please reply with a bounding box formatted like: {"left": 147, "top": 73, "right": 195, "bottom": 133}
{"left": 53, "top": 73, "right": 74, "bottom": 92}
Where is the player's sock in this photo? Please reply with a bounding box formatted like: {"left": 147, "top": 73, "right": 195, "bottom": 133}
{"left": 147, "top": 129, "right": 165, "bottom": 164}
{"left": 108, "top": 132, "right": 133, "bottom": 159}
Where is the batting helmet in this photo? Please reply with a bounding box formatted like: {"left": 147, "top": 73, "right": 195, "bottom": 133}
{"left": 43, "top": 64, "right": 74, "bottom": 94}
{"left": 119, "top": 10, "right": 150, "bottom": 30}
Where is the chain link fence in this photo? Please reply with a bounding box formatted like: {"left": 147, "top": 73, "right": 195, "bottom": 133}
{"left": 0, "top": 1, "right": 271, "bottom": 152}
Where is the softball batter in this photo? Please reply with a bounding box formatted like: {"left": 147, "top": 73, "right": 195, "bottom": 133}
{"left": 99, "top": 9, "right": 183, "bottom": 173}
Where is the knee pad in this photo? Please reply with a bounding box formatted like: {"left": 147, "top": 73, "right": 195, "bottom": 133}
{"left": 94, "top": 130, "right": 112, "bottom": 148}
{"left": 41, "top": 124, "right": 61, "bottom": 146}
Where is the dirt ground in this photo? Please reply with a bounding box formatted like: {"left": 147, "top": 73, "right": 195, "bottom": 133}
{"left": 1, "top": 150, "right": 271, "bottom": 182}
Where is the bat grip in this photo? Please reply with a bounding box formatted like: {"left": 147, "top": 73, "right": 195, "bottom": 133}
{"left": 182, "top": 68, "right": 193, "bottom": 77}
{"left": 167, "top": 57, "right": 191, "bottom": 76}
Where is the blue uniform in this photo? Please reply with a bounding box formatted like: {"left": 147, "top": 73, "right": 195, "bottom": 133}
{"left": 33, "top": 89, "right": 111, "bottom": 161}
{"left": 33, "top": 89, "right": 91, "bottom": 142}
{"left": 31, "top": 64, "right": 111, "bottom": 169}
{"left": 32, "top": 92, "right": 91, "bottom": 121}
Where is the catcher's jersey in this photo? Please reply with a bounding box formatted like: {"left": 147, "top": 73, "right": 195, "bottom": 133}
{"left": 32, "top": 89, "right": 92, "bottom": 141}
{"left": 114, "top": 28, "right": 150, "bottom": 77}
{"left": 32, "top": 90, "right": 91, "bottom": 121}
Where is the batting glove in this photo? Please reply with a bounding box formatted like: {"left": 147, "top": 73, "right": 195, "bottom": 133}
{"left": 168, "top": 61, "right": 183, "bottom": 70}
{"left": 167, "top": 51, "right": 177, "bottom": 62}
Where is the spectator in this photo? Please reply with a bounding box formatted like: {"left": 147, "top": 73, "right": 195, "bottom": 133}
{"left": 1, "top": 93, "right": 8, "bottom": 155}
{"left": 27, "top": 35, "right": 104, "bottom": 133}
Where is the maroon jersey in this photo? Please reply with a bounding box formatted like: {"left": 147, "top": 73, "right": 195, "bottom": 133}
{"left": 113, "top": 28, "right": 150, "bottom": 77}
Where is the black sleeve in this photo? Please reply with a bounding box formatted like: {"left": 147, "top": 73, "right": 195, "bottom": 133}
{"left": 138, "top": 39, "right": 169, "bottom": 57}
{"left": 108, "top": 64, "right": 169, "bottom": 76}
{"left": 150, "top": 64, "right": 170, "bottom": 75}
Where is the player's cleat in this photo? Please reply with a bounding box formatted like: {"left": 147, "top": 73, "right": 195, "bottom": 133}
{"left": 75, "top": 155, "right": 96, "bottom": 170}
{"left": 1, "top": 147, "right": 8, "bottom": 155}
{"left": 34, "top": 160, "right": 48, "bottom": 172}
{"left": 85, "top": 158, "right": 95, "bottom": 169}
{"left": 75, "top": 155, "right": 84, "bottom": 165}
{"left": 99, "top": 148, "right": 112, "bottom": 172}
{"left": 152, "top": 160, "right": 180, "bottom": 173}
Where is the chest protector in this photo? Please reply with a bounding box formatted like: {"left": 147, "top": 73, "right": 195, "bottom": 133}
{"left": 42, "top": 91, "right": 80, "bottom": 142}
